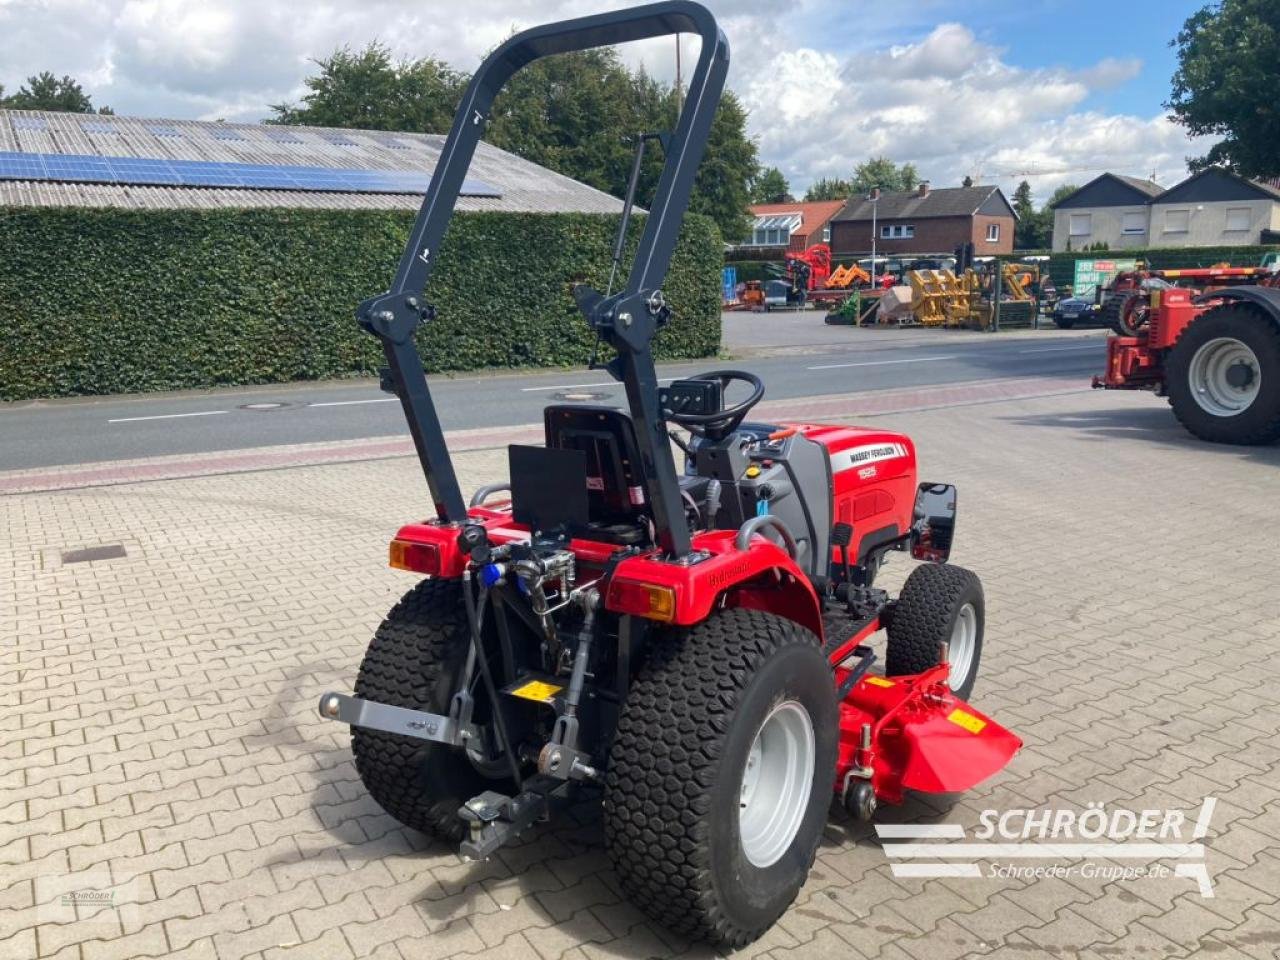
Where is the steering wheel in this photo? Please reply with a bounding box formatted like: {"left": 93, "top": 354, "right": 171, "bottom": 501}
{"left": 667, "top": 369, "right": 764, "bottom": 439}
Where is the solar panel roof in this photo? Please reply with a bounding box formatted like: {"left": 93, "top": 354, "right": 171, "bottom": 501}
{"left": 0, "top": 150, "right": 502, "bottom": 197}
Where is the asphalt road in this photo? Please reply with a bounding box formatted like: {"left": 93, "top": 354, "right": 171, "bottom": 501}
{"left": 1, "top": 330, "right": 1107, "bottom": 471}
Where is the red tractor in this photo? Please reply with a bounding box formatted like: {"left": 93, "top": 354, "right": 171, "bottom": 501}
{"left": 1094, "top": 280, "right": 1280, "bottom": 444}
{"left": 1101, "top": 264, "right": 1277, "bottom": 337}
{"left": 318, "top": 3, "right": 1020, "bottom": 947}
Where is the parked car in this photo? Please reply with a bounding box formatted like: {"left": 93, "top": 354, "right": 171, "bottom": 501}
{"left": 1052, "top": 296, "right": 1104, "bottom": 329}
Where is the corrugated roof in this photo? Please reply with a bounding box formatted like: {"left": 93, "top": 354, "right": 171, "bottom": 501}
{"left": 834, "top": 186, "right": 1006, "bottom": 222}
{"left": 0, "top": 109, "right": 624, "bottom": 214}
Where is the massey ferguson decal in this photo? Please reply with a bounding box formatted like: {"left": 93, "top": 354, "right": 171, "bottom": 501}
{"left": 830, "top": 442, "right": 908, "bottom": 473}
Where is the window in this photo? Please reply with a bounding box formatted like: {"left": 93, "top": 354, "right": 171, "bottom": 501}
{"left": 986, "top": 223, "right": 1000, "bottom": 242}
{"left": 1225, "top": 207, "right": 1251, "bottom": 232}
{"left": 1122, "top": 212, "right": 1146, "bottom": 235}
{"left": 1068, "top": 213, "right": 1091, "bottom": 237}
{"left": 881, "top": 225, "right": 892, "bottom": 239}
{"left": 822, "top": 224, "right": 831, "bottom": 242}
{"left": 1164, "top": 209, "right": 1190, "bottom": 233}
{"left": 881, "top": 224, "right": 915, "bottom": 239}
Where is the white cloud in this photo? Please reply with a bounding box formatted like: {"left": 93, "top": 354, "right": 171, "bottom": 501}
{"left": 738, "top": 23, "right": 1210, "bottom": 203}
{"left": 0, "top": 0, "right": 1212, "bottom": 203}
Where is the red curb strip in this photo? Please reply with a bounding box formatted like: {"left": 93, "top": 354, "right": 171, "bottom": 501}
{"left": 1, "top": 376, "right": 1086, "bottom": 495}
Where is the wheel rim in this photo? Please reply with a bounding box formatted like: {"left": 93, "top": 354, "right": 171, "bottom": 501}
{"left": 948, "top": 603, "right": 977, "bottom": 691}
{"left": 1188, "top": 337, "right": 1261, "bottom": 418}
{"left": 738, "top": 700, "right": 816, "bottom": 868}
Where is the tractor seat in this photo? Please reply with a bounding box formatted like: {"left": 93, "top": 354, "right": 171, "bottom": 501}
{"left": 543, "top": 405, "right": 652, "bottom": 545}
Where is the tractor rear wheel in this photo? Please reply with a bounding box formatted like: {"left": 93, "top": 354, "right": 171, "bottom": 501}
{"left": 1166, "top": 304, "right": 1280, "bottom": 445}
{"left": 351, "top": 579, "right": 515, "bottom": 841}
{"left": 886, "top": 563, "right": 984, "bottom": 699}
{"left": 603, "top": 608, "right": 838, "bottom": 948}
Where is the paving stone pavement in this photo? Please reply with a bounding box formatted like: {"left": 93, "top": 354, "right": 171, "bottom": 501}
{"left": 3, "top": 385, "right": 1280, "bottom": 960}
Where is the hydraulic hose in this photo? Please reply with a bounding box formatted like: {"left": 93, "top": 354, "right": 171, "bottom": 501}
{"left": 462, "top": 571, "right": 523, "bottom": 789}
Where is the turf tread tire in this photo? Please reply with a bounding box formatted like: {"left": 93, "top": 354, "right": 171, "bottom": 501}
{"left": 885, "top": 563, "right": 984, "bottom": 699}
{"left": 351, "top": 579, "right": 504, "bottom": 842}
{"left": 603, "top": 608, "right": 837, "bottom": 948}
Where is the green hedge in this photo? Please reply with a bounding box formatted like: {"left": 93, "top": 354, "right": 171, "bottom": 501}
{"left": 0, "top": 208, "right": 722, "bottom": 401}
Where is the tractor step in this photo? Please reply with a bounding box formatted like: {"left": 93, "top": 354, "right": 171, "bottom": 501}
{"left": 823, "top": 608, "right": 880, "bottom": 661}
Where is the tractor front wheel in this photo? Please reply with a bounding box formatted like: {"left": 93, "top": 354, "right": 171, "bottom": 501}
{"left": 351, "top": 579, "right": 515, "bottom": 842}
{"left": 1166, "top": 304, "right": 1280, "bottom": 445}
{"left": 603, "top": 608, "right": 838, "bottom": 948}
{"left": 886, "top": 563, "right": 984, "bottom": 699}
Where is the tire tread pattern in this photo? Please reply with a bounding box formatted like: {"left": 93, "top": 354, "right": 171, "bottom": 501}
{"left": 885, "top": 563, "right": 982, "bottom": 691}
{"left": 602, "top": 608, "right": 823, "bottom": 948}
{"left": 351, "top": 579, "right": 470, "bottom": 841}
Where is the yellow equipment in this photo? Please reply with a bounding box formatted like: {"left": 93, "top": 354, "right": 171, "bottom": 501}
{"left": 906, "top": 269, "right": 979, "bottom": 327}
{"left": 903, "top": 262, "right": 1041, "bottom": 328}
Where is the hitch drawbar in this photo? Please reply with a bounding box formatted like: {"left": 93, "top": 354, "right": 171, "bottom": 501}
{"left": 834, "top": 661, "right": 1021, "bottom": 813}
{"left": 318, "top": 693, "right": 469, "bottom": 746}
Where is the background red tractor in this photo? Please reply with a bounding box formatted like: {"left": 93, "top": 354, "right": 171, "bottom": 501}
{"left": 1094, "top": 272, "right": 1280, "bottom": 443}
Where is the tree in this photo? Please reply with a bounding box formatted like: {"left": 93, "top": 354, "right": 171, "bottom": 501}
{"left": 273, "top": 43, "right": 759, "bottom": 241}
{"left": 1012, "top": 180, "right": 1038, "bottom": 248}
{"left": 804, "top": 177, "right": 852, "bottom": 201}
{"left": 849, "top": 157, "right": 920, "bottom": 195}
{"left": 1168, "top": 0, "right": 1280, "bottom": 177}
{"left": 750, "top": 166, "right": 792, "bottom": 204}
{"left": 1016, "top": 183, "right": 1078, "bottom": 250}
{"left": 0, "top": 72, "right": 111, "bottom": 113}
{"left": 268, "top": 43, "right": 465, "bottom": 132}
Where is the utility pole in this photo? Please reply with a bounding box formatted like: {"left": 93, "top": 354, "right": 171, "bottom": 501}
{"left": 869, "top": 191, "right": 878, "bottom": 283}
{"left": 675, "top": 34, "right": 683, "bottom": 112}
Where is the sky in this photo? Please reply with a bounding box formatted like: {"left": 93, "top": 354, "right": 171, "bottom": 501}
{"left": 0, "top": 0, "right": 1216, "bottom": 205}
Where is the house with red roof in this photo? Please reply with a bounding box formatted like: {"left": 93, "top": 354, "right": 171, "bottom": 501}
{"left": 744, "top": 200, "right": 845, "bottom": 252}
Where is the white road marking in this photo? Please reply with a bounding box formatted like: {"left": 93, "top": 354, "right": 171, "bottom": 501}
{"left": 308, "top": 397, "right": 399, "bottom": 407}
{"left": 521, "top": 377, "right": 674, "bottom": 392}
{"left": 1018, "top": 345, "right": 1102, "bottom": 354}
{"left": 806, "top": 356, "right": 957, "bottom": 371}
{"left": 108, "top": 410, "right": 227, "bottom": 423}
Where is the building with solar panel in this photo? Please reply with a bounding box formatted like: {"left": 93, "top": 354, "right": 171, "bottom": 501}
{"left": 0, "top": 109, "right": 622, "bottom": 213}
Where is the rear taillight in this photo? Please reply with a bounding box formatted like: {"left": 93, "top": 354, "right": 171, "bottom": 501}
{"left": 389, "top": 539, "right": 440, "bottom": 575}
{"left": 607, "top": 579, "right": 677, "bottom": 622}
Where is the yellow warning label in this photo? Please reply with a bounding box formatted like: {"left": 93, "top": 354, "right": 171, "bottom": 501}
{"left": 864, "top": 676, "right": 895, "bottom": 688}
{"left": 947, "top": 708, "right": 986, "bottom": 734}
{"left": 510, "top": 680, "right": 563, "bottom": 703}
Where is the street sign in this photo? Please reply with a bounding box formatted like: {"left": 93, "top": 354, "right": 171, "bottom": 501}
{"left": 1072, "top": 258, "right": 1138, "bottom": 298}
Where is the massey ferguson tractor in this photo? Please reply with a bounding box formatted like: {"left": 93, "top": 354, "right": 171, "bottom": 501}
{"left": 1093, "top": 270, "right": 1280, "bottom": 444}
{"left": 317, "top": 3, "right": 1020, "bottom": 946}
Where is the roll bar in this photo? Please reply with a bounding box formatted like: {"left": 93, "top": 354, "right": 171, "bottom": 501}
{"left": 357, "top": 1, "right": 729, "bottom": 558}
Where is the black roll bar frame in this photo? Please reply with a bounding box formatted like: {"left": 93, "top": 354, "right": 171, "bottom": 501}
{"left": 357, "top": 1, "right": 728, "bottom": 558}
